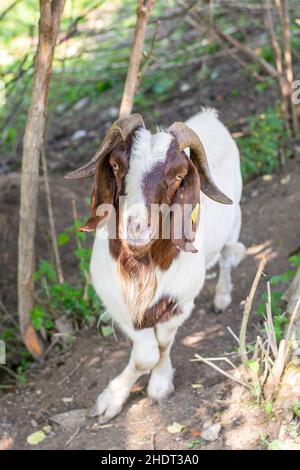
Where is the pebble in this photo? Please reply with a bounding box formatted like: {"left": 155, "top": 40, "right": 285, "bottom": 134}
{"left": 201, "top": 423, "right": 221, "bottom": 442}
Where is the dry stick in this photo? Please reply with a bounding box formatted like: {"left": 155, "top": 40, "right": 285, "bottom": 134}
{"left": 266, "top": 281, "right": 278, "bottom": 356}
{"left": 41, "top": 149, "right": 64, "bottom": 284}
{"left": 65, "top": 426, "right": 81, "bottom": 448}
{"left": 264, "top": 338, "right": 287, "bottom": 401}
{"left": 151, "top": 431, "right": 156, "bottom": 450}
{"left": 58, "top": 357, "right": 86, "bottom": 386}
{"left": 0, "top": 0, "right": 22, "bottom": 22}
{"left": 264, "top": 0, "right": 290, "bottom": 132}
{"left": 18, "top": 0, "right": 66, "bottom": 358}
{"left": 119, "top": 0, "right": 155, "bottom": 118}
{"left": 192, "top": 354, "right": 250, "bottom": 389}
{"left": 284, "top": 295, "right": 300, "bottom": 360}
{"left": 185, "top": 13, "right": 278, "bottom": 80}
{"left": 239, "top": 258, "right": 267, "bottom": 367}
{"left": 137, "top": 19, "right": 160, "bottom": 87}
{"left": 281, "top": 0, "right": 299, "bottom": 133}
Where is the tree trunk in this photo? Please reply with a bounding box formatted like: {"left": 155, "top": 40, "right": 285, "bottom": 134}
{"left": 18, "top": 0, "right": 66, "bottom": 358}
{"left": 119, "top": 0, "right": 155, "bottom": 118}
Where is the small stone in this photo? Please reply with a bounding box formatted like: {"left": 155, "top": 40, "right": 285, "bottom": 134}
{"left": 31, "top": 419, "right": 38, "bottom": 428}
{"left": 73, "top": 97, "right": 89, "bottom": 111}
{"left": 201, "top": 423, "right": 221, "bottom": 442}
{"left": 71, "top": 129, "right": 87, "bottom": 141}
{"left": 50, "top": 409, "right": 88, "bottom": 431}
{"left": 0, "top": 436, "right": 13, "bottom": 450}
{"left": 280, "top": 175, "right": 291, "bottom": 185}
{"left": 180, "top": 83, "right": 190, "bottom": 92}
{"left": 262, "top": 174, "right": 273, "bottom": 182}
{"left": 62, "top": 397, "right": 74, "bottom": 404}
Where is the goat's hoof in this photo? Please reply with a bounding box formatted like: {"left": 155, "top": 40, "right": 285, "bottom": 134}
{"left": 213, "top": 306, "right": 224, "bottom": 315}
{"left": 90, "top": 385, "right": 127, "bottom": 423}
{"left": 147, "top": 373, "right": 174, "bottom": 402}
{"left": 213, "top": 293, "right": 231, "bottom": 313}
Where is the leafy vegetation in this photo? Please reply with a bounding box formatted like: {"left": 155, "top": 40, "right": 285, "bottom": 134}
{"left": 0, "top": 219, "right": 104, "bottom": 385}
{"left": 32, "top": 219, "right": 102, "bottom": 336}
{"left": 238, "top": 107, "right": 292, "bottom": 180}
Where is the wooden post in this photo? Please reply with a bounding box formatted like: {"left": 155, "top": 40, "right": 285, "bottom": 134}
{"left": 18, "top": 0, "right": 66, "bottom": 358}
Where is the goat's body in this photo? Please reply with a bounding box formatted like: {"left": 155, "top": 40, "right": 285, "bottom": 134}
{"left": 90, "top": 109, "right": 245, "bottom": 422}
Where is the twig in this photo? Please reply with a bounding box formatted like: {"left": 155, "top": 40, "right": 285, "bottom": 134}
{"left": 119, "top": 0, "right": 155, "bottom": 117}
{"left": 58, "top": 357, "right": 85, "bottom": 386}
{"left": 0, "top": 299, "right": 18, "bottom": 328}
{"left": 226, "top": 326, "right": 240, "bottom": 345}
{"left": 0, "top": 0, "right": 22, "bottom": 22}
{"left": 281, "top": 0, "right": 299, "bottom": 133}
{"left": 284, "top": 295, "right": 300, "bottom": 360}
{"left": 65, "top": 426, "right": 81, "bottom": 448}
{"left": 138, "top": 20, "right": 160, "bottom": 86}
{"left": 192, "top": 354, "right": 250, "bottom": 389}
{"left": 151, "top": 431, "right": 156, "bottom": 450}
{"left": 239, "top": 258, "right": 267, "bottom": 367}
{"left": 41, "top": 149, "right": 64, "bottom": 284}
{"left": 266, "top": 281, "right": 278, "bottom": 356}
{"left": 264, "top": 338, "right": 287, "bottom": 400}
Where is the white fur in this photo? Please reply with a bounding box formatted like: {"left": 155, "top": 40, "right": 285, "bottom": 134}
{"left": 89, "top": 108, "right": 245, "bottom": 421}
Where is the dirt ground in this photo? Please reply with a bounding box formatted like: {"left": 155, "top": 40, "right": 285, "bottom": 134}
{"left": 0, "top": 158, "right": 299, "bottom": 450}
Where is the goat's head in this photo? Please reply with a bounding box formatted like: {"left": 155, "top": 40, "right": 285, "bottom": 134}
{"left": 65, "top": 114, "right": 232, "bottom": 254}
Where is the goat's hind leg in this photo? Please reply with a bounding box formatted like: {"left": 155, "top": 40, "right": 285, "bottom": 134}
{"left": 213, "top": 242, "right": 246, "bottom": 313}
{"left": 91, "top": 328, "right": 159, "bottom": 423}
{"left": 214, "top": 209, "right": 246, "bottom": 313}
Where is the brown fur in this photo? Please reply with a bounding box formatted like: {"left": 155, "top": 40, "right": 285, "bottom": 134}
{"left": 135, "top": 297, "right": 180, "bottom": 329}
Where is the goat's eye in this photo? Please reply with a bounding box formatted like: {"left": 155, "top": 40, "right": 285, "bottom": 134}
{"left": 112, "top": 162, "right": 119, "bottom": 172}
{"left": 176, "top": 174, "right": 183, "bottom": 181}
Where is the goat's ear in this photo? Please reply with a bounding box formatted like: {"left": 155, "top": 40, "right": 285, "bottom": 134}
{"left": 170, "top": 159, "right": 200, "bottom": 253}
{"left": 79, "top": 156, "right": 116, "bottom": 232}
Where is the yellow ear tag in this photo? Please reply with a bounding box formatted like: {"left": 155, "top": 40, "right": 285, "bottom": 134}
{"left": 191, "top": 203, "right": 199, "bottom": 224}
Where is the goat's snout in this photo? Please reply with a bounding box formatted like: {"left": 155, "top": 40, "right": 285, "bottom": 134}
{"left": 126, "top": 213, "right": 152, "bottom": 249}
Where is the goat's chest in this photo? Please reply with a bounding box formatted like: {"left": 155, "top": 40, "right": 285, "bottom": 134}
{"left": 90, "top": 232, "right": 205, "bottom": 329}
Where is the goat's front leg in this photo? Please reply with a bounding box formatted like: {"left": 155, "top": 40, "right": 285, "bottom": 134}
{"left": 147, "top": 319, "right": 181, "bottom": 402}
{"left": 91, "top": 328, "right": 159, "bottom": 423}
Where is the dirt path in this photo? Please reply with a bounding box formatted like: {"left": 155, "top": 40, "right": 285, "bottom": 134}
{"left": 0, "top": 160, "right": 299, "bottom": 450}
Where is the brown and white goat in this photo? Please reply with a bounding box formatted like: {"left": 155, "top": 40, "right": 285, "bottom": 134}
{"left": 65, "top": 108, "right": 245, "bottom": 422}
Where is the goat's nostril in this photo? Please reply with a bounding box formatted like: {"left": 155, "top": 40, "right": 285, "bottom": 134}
{"left": 136, "top": 223, "right": 141, "bottom": 233}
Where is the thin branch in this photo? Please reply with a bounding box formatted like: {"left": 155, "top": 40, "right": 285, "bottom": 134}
{"left": 41, "top": 149, "right": 64, "bottom": 284}
{"left": 0, "top": 0, "right": 22, "bottom": 22}
{"left": 137, "top": 20, "right": 160, "bottom": 86}
{"left": 192, "top": 354, "right": 250, "bottom": 389}
{"left": 119, "top": 0, "right": 155, "bottom": 118}
{"left": 239, "top": 258, "right": 267, "bottom": 367}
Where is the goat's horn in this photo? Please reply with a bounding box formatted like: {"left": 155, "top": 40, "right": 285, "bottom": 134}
{"left": 167, "top": 122, "right": 232, "bottom": 205}
{"left": 65, "top": 113, "right": 145, "bottom": 180}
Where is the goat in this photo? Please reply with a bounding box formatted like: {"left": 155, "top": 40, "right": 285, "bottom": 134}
{"left": 65, "top": 108, "right": 245, "bottom": 423}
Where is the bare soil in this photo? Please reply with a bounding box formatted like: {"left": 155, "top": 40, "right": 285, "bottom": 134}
{"left": 0, "top": 158, "right": 299, "bottom": 450}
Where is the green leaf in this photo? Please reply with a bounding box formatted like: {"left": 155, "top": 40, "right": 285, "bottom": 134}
{"left": 101, "top": 325, "right": 113, "bottom": 337}
{"left": 247, "top": 359, "right": 260, "bottom": 374}
{"left": 58, "top": 232, "right": 70, "bottom": 246}
{"left": 292, "top": 401, "right": 300, "bottom": 417}
{"left": 263, "top": 401, "right": 273, "bottom": 415}
{"left": 26, "top": 430, "right": 47, "bottom": 446}
{"left": 167, "top": 422, "right": 185, "bottom": 434}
